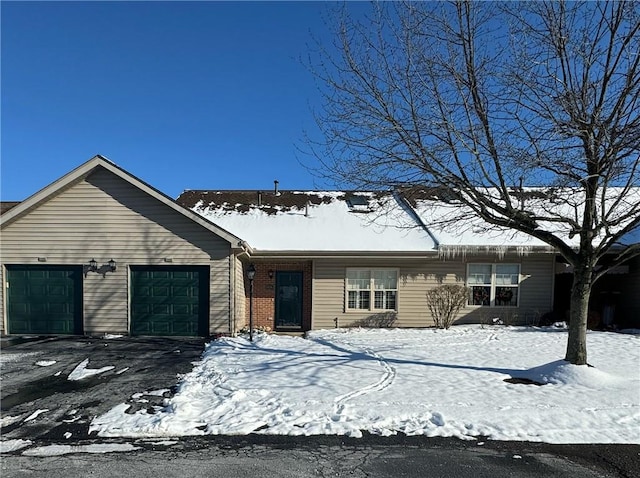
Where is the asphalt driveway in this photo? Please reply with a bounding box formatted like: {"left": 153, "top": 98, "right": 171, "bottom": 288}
{"left": 0, "top": 335, "right": 206, "bottom": 442}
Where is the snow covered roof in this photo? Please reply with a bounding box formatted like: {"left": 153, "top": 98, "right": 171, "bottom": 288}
{"left": 404, "top": 190, "right": 554, "bottom": 256}
{"left": 403, "top": 186, "right": 640, "bottom": 255}
{"left": 177, "top": 190, "right": 438, "bottom": 254}
{"left": 178, "top": 186, "right": 639, "bottom": 256}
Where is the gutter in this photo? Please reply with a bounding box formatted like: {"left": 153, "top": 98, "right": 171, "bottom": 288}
{"left": 246, "top": 251, "right": 440, "bottom": 259}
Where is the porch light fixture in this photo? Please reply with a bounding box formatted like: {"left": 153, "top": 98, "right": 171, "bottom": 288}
{"left": 85, "top": 258, "right": 117, "bottom": 277}
{"left": 247, "top": 263, "right": 256, "bottom": 342}
{"left": 84, "top": 258, "right": 99, "bottom": 277}
{"left": 268, "top": 269, "right": 274, "bottom": 279}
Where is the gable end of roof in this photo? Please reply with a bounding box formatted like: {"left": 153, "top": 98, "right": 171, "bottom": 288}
{"left": 1, "top": 156, "right": 246, "bottom": 248}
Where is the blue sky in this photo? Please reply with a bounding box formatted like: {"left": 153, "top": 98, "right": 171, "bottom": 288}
{"left": 1, "top": 1, "right": 355, "bottom": 200}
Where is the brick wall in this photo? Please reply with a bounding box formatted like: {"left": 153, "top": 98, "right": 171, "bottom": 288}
{"left": 244, "top": 261, "right": 313, "bottom": 331}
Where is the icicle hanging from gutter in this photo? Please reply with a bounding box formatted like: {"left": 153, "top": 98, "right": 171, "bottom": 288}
{"left": 437, "top": 245, "right": 544, "bottom": 259}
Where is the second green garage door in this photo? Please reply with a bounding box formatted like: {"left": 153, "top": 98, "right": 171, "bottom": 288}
{"left": 130, "top": 266, "right": 209, "bottom": 336}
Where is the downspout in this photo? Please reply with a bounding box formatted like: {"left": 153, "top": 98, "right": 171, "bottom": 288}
{"left": 229, "top": 254, "right": 235, "bottom": 336}
{"left": 232, "top": 240, "right": 253, "bottom": 336}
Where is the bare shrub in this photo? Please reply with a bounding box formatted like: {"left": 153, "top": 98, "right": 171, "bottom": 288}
{"left": 426, "top": 285, "right": 469, "bottom": 329}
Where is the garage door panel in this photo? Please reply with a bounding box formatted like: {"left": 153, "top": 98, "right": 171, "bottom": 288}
{"left": 47, "top": 285, "right": 67, "bottom": 296}
{"left": 153, "top": 304, "right": 170, "bottom": 315}
{"left": 6, "top": 265, "right": 82, "bottom": 335}
{"left": 172, "top": 286, "right": 189, "bottom": 297}
{"left": 172, "top": 322, "right": 194, "bottom": 335}
{"left": 130, "top": 266, "right": 209, "bottom": 337}
{"left": 172, "top": 304, "right": 190, "bottom": 315}
{"left": 49, "top": 303, "right": 68, "bottom": 314}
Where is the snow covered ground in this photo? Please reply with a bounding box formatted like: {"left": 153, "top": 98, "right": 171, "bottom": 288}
{"left": 90, "top": 325, "right": 640, "bottom": 444}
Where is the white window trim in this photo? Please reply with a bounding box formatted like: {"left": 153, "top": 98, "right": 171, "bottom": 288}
{"left": 466, "top": 263, "right": 520, "bottom": 308}
{"left": 345, "top": 268, "right": 399, "bottom": 312}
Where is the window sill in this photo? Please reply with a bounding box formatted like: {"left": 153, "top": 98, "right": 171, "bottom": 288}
{"left": 467, "top": 305, "right": 520, "bottom": 309}
{"left": 345, "top": 309, "right": 397, "bottom": 314}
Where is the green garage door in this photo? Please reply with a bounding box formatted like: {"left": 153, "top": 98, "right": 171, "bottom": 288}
{"left": 6, "top": 265, "right": 83, "bottom": 335}
{"left": 130, "top": 266, "right": 209, "bottom": 336}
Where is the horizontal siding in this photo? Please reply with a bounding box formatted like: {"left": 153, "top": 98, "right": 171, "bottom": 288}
{"left": 209, "top": 258, "right": 231, "bottom": 333}
{"left": 234, "top": 256, "right": 247, "bottom": 333}
{"left": 455, "top": 254, "right": 554, "bottom": 325}
{"left": 1, "top": 167, "right": 232, "bottom": 335}
{"left": 0, "top": 267, "right": 3, "bottom": 334}
{"left": 312, "top": 254, "right": 555, "bottom": 329}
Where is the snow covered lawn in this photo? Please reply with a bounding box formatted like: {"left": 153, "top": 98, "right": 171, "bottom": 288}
{"left": 90, "top": 326, "right": 640, "bottom": 444}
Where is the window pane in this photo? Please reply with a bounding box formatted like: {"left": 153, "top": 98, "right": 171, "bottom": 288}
{"left": 359, "top": 291, "right": 370, "bottom": 309}
{"left": 470, "top": 286, "right": 491, "bottom": 306}
{"left": 348, "top": 290, "right": 370, "bottom": 309}
{"left": 468, "top": 264, "right": 492, "bottom": 285}
{"left": 495, "top": 287, "right": 518, "bottom": 306}
{"left": 347, "top": 270, "right": 370, "bottom": 290}
{"left": 374, "top": 290, "right": 384, "bottom": 309}
{"left": 373, "top": 270, "right": 397, "bottom": 290}
{"left": 348, "top": 290, "right": 358, "bottom": 309}
{"left": 496, "top": 264, "right": 519, "bottom": 275}
{"left": 386, "top": 291, "right": 397, "bottom": 310}
{"left": 374, "top": 290, "right": 397, "bottom": 310}
{"left": 496, "top": 264, "right": 519, "bottom": 285}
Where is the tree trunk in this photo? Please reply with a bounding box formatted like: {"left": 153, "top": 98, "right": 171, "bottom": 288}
{"left": 565, "top": 264, "right": 593, "bottom": 365}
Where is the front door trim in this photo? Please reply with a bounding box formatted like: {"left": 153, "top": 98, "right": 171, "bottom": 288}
{"left": 274, "top": 271, "right": 304, "bottom": 330}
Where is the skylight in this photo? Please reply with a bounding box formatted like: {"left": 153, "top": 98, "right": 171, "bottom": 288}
{"left": 345, "top": 194, "right": 370, "bottom": 209}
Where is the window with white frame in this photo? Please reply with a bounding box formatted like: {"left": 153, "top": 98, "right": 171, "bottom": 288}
{"left": 467, "top": 264, "right": 520, "bottom": 307}
{"left": 346, "top": 269, "right": 398, "bottom": 311}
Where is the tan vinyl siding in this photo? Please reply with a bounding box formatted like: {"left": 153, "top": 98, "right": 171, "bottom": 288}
{"left": 1, "top": 167, "right": 233, "bottom": 335}
{"left": 0, "top": 267, "right": 4, "bottom": 334}
{"left": 456, "top": 254, "right": 555, "bottom": 324}
{"left": 312, "top": 254, "right": 555, "bottom": 329}
{"left": 233, "top": 255, "right": 247, "bottom": 333}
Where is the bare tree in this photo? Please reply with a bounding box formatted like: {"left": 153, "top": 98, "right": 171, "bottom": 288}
{"left": 306, "top": 1, "right": 640, "bottom": 365}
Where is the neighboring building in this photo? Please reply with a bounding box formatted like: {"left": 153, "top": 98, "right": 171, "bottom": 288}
{"left": 1, "top": 156, "right": 637, "bottom": 337}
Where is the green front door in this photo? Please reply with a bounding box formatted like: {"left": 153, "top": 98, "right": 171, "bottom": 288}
{"left": 130, "top": 266, "right": 209, "bottom": 336}
{"left": 274, "top": 271, "right": 303, "bottom": 329}
{"left": 6, "top": 265, "right": 83, "bottom": 335}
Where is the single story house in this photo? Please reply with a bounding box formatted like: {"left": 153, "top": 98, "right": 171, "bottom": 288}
{"left": 1, "top": 156, "right": 638, "bottom": 336}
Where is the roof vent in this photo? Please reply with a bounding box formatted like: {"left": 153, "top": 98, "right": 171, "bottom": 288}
{"left": 345, "top": 194, "right": 371, "bottom": 212}
{"left": 274, "top": 180, "right": 279, "bottom": 195}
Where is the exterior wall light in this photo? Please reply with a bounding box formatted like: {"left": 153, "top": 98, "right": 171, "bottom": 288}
{"left": 85, "top": 258, "right": 99, "bottom": 277}
{"left": 85, "top": 258, "right": 117, "bottom": 278}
